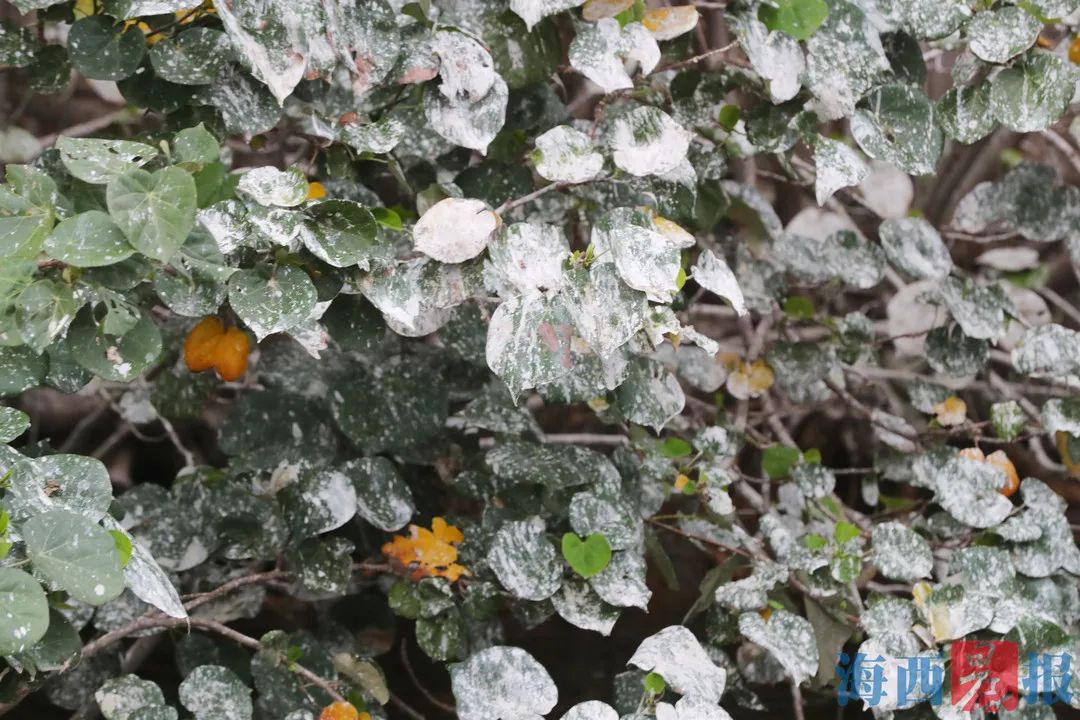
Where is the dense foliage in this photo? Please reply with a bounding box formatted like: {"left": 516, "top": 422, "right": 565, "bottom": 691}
{"left": 1, "top": 0, "right": 1080, "bottom": 718}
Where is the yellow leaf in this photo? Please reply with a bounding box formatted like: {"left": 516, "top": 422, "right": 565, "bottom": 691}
{"left": 931, "top": 396, "right": 966, "bottom": 426}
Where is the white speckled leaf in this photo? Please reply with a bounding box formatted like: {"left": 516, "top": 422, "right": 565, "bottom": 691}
{"left": 611, "top": 107, "right": 690, "bottom": 178}
{"left": 570, "top": 491, "right": 642, "bottom": 550}
{"left": 738, "top": 610, "right": 818, "bottom": 684}
{"left": 990, "top": 54, "right": 1074, "bottom": 133}
{"left": 628, "top": 625, "right": 727, "bottom": 702}
{"left": 198, "top": 66, "right": 282, "bottom": 135}
{"left": 590, "top": 549, "right": 651, "bottom": 609}
{"left": 813, "top": 137, "right": 868, "bottom": 206}
{"left": 345, "top": 457, "right": 414, "bottom": 532}
{"left": 238, "top": 167, "right": 308, "bottom": 208}
{"left": 105, "top": 519, "right": 186, "bottom": 619}
{"left": 44, "top": 211, "right": 135, "bottom": 268}
{"left": 149, "top": 27, "right": 231, "bottom": 85}
{"left": 560, "top": 701, "right": 618, "bottom": 720}
{"left": 804, "top": 0, "right": 890, "bottom": 120}
{"left": 616, "top": 357, "right": 685, "bottom": 432}
{"left": 56, "top": 137, "right": 158, "bottom": 185}
{"left": 774, "top": 230, "right": 885, "bottom": 289}
{"left": 714, "top": 559, "right": 787, "bottom": 611}
{"left": 23, "top": 509, "right": 124, "bottom": 605}
{"left": 0, "top": 406, "right": 29, "bottom": 443}
{"left": 285, "top": 469, "right": 357, "bottom": 537}
{"left": 485, "top": 222, "right": 569, "bottom": 296}
{"left": 933, "top": 454, "right": 1013, "bottom": 528}
{"left": 7, "top": 454, "right": 112, "bottom": 522}
{"left": 968, "top": 7, "right": 1039, "bottom": 64}
{"left": 552, "top": 579, "right": 621, "bottom": 636}
{"left": 937, "top": 84, "right": 996, "bottom": 144}
{"left": 0, "top": 567, "right": 48, "bottom": 655}
{"left": 921, "top": 585, "right": 993, "bottom": 641}
{"left": 95, "top": 676, "right": 165, "bottom": 720}
{"left": 733, "top": 15, "right": 803, "bottom": 103}
{"left": 878, "top": 216, "right": 953, "bottom": 280}
{"left": 561, "top": 262, "right": 648, "bottom": 358}
{"left": 228, "top": 265, "right": 316, "bottom": 341}
{"left": 485, "top": 439, "right": 620, "bottom": 490}
{"left": 533, "top": 125, "right": 604, "bottom": 183}
{"left": 872, "top": 522, "right": 932, "bottom": 581}
{"left": 340, "top": 117, "right": 405, "bottom": 154}
{"left": 119, "top": 0, "right": 202, "bottom": 16}
{"left": 850, "top": 84, "right": 942, "bottom": 176}
{"left": 792, "top": 463, "right": 835, "bottom": 499}
{"left": 510, "top": 0, "right": 585, "bottom": 28}
{"left": 937, "top": 277, "right": 1009, "bottom": 341}
{"left": 486, "top": 292, "right": 575, "bottom": 394}
{"left": 178, "top": 665, "right": 252, "bottom": 720}
{"left": 1039, "top": 398, "right": 1080, "bottom": 435}
{"left": 423, "top": 76, "right": 508, "bottom": 154}
{"left": 656, "top": 697, "right": 734, "bottom": 720}
{"left": 487, "top": 517, "right": 562, "bottom": 601}
{"left": 433, "top": 30, "right": 496, "bottom": 103}
{"left": 591, "top": 207, "right": 680, "bottom": 302}
{"left": 569, "top": 18, "right": 659, "bottom": 94}
{"left": 450, "top": 646, "right": 557, "bottom": 720}
{"left": 107, "top": 167, "right": 197, "bottom": 263}
{"left": 692, "top": 249, "right": 747, "bottom": 316}
{"left": 414, "top": 198, "right": 498, "bottom": 264}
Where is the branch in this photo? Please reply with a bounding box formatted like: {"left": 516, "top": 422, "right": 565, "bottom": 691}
{"left": 494, "top": 181, "right": 579, "bottom": 215}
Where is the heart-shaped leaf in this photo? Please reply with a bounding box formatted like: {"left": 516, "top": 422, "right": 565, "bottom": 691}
{"left": 562, "top": 532, "right": 612, "bottom": 579}
{"left": 107, "top": 167, "right": 197, "bottom": 263}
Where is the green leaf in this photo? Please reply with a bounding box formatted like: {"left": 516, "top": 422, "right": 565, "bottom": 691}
{"left": 67, "top": 308, "right": 162, "bottom": 383}
{"left": 371, "top": 206, "right": 402, "bottom": 230}
{"left": 0, "top": 567, "right": 49, "bottom": 655}
{"left": 22, "top": 509, "right": 124, "bottom": 605}
{"left": 227, "top": 265, "right": 316, "bottom": 342}
{"left": 759, "top": 0, "right": 829, "bottom": 40}
{"left": 107, "top": 167, "right": 197, "bottom": 262}
{"left": 0, "top": 346, "right": 46, "bottom": 396}
{"left": 783, "top": 295, "right": 815, "bottom": 319}
{"left": 237, "top": 166, "right": 308, "bottom": 208}
{"left": 989, "top": 54, "right": 1074, "bottom": 133}
{"left": 762, "top": 444, "right": 800, "bottom": 478}
{"left": 657, "top": 437, "right": 692, "bottom": 458}
{"left": 0, "top": 406, "right": 29, "bottom": 442}
{"left": 173, "top": 124, "right": 220, "bottom": 166}
{"left": 57, "top": 137, "right": 159, "bottom": 185}
{"left": 110, "top": 530, "right": 133, "bottom": 568}
{"left": 15, "top": 279, "right": 77, "bottom": 354}
{"left": 717, "top": 104, "right": 741, "bottom": 132}
{"left": 149, "top": 27, "right": 231, "bottom": 85}
{"left": 834, "top": 520, "right": 860, "bottom": 544}
{"left": 562, "top": 532, "right": 613, "bottom": 579}
{"left": 299, "top": 200, "right": 379, "bottom": 268}
{"left": 44, "top": 210, "right": 135, "bottom": 267}
{"left": 67, "top": 16, "right": 145, "bottom": 81}
{"left": 7, "top": 453, "right": 113, "bottom": 522}
{"left": 803, "top": 533, "right": 827, "bottom": 550}
{"left": 643, "top": 672, "right": 667, "bottom": 695}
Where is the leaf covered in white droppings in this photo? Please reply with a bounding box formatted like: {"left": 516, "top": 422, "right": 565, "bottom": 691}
{"left": 228, "top": 265, "right": 317, "bottom": 342}
{"left": 692, "top": 249, "right": 747, "bottom": 316}
{"left": 733, "top": 15, "right": 804, "bottom": 103}
{"left": 532, "top": 125, "right": 604, "bottom": 183}
{"left": 610, "top": 107, "right": 690, "bottom": 178}
{"left": 56, "top": 137, "right": 158, "bottom": 185}
{"left": 486, "top": 292, "right": 575, "bottom": 395}
{"left": 510, "top": 0, "right": 586, "bottom": 30}
{"left": 878, "top": 216, "right": 953, "bottom": 280}
{"left": 990, "top": 54, "right": 1074, "bottom": 133}
{"left": 552, "top": 579, "right": 621, "bottom": 636}
{"left": 487, "top": 517, "right": 562, "bottom": 601}
{"left": 871, "top": 522, "right": 932, "bottom": 581}
{"left": 95, "top": 676, "right": 165, "bottom": 720}
{"left": 968, "top": 7, "right": 1039, "bottom": 64}
{"left": 413, "top": 198, "right": 498, "bottom": 264}
{"left": 569, "top": 18, "right": 660, "bottom": 94}
{"left": 932, "top": 454, "right": 1013, "bottom": 528}
{"left": 737, "top": 610, "right": 819, "bottom": 684}
{"left": 850, "top": 84, "right": 942, "bottom": 176}
{"left": 237, "top": 166, "right": 308, "bottom": 208}
{"left": 804, "top": 0, "right": 890, "bottom": 120}
{"left": 813, "top": 137, "right": 869, "bottom": 206}
{"left": 178, "top": 665, "right": 252, "bottom": 720}
{"left": 0, "top": 567, "right": 48, "bottom": 655}
{"left": 591, "top": 207, "right": 680, "bottom": 302}
{"left": 485, "top": 222, "right": 570, "bottom": 296}
{"left": 345, "top": 457, "right": 415, "bottom": 532}
{"left": 628, "top": 625, "right": 727, "bottom": 702}
{"left": 451, "top": 646, "right": 558, "bottom": 720}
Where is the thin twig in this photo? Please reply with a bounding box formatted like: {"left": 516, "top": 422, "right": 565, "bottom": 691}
{"left": 494, "top": 181, "right": 578, "bottom": 215}
{"left": 400, "top": 640, "right": 456, "bottom": 713}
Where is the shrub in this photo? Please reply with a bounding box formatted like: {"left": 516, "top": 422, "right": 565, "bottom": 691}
{"left": 1, "top": 0, "right": 1080, "bottom": 718}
